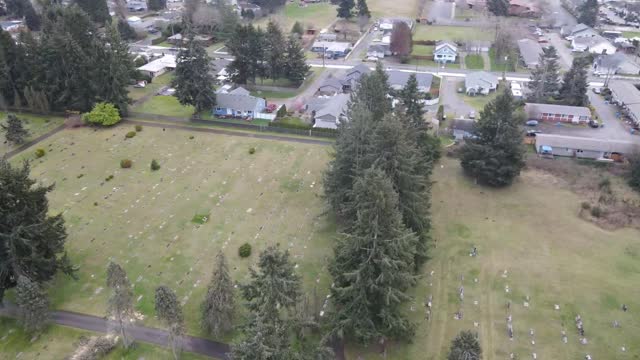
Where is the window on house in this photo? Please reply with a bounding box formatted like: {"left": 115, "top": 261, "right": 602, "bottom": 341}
{"left": 555, "top": 113, "right": 561, "bottom": 117}
{"left": 216, "top": 107, "right": 221, "bottom": 111}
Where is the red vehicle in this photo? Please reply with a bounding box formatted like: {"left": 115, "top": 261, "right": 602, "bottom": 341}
{"left": 265, "top": 104, "right": 278, "bottom": 113}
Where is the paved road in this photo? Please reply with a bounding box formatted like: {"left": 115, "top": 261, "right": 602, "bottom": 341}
{"left": 2, "top": 124, "right": 66, "bottom": 160}
{"left": 0, "top": 301, "right": 231, "bottom": 359}
{"left": 440, "top": 77, "right": 475, "bottom": 118}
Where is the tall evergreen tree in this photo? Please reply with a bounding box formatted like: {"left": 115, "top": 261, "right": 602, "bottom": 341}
{"left": 578, "top": 0, "right": 599, "bottom": 27}
{"left": 460, "top": 90, "right": 525, "bottom": 187}
{"left": 147, "top": 0, "right": 167, "bottom": 11}
{"left": 0, "top": 29, "right": 27, "bottom": 107}
{"left": 398, "top": 74, "right": 424, "bottom": 128}
{"left": 227, "top": 24, "right": 265, "bottom": 84}
{"left": 0, "top": 160, "right": 75, "bottom": 302}
{"left": 75, "top": 0, "right": 110, "bottom": 24}
{"left": 106, "top": 262, "right": 135, "bottom": 349}
{"left": 1, "top": 113, "right": 29, "bottom": 145}
{"left": 330, "top": 167, "right": 417, "bottom": 343}
{"left": 291, "top": 21, "right": 304, "bottom": 37}
{"left": 172, "top": 29, "right": 216, "bottom": 113}
{"left": 265, "top": 20, "right": 286, "bottom": 82}
{"left": 559, "top": 57, "right": 589, "bottom": 107}
{"left": 99, "top": 23, "right": 135, "bottom": 114}
{"left": 356, "top": 0, "right": 370, "bottom": 18}
{"left": 487, "top": 0, "right": 509, "bottom": 16}
{"left": 527, "top": 46, "right": 560, "bottom": 103}
{"left": 284, "top": 35, "right": 310, "bottom": 86}
{"left": 155, "top": 286, "right": 185, "bottom": 360}
{"left": 23, "top": 4, "right": 41, "bottom": 31}
{"left": 349, "top": 62, "right": 391, "bottom": 122}
{"left": 231, "top": 313, "right": 291, "bottom": 360}
{"left": 201, "top": 252, "right": 235, "bottom": 337}
{"left": 448, "top": 330, "right": 482, "bottom": 360}
{"left": 337, "top": 0, "right": 355, "bottom": 19}
{"left": 15, "top": 276, "right": 49, "bottom": 335}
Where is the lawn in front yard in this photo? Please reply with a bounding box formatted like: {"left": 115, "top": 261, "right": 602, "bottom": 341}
{"left": 464, "top": 54, "right": 484, "bottom": 69}
{"left": 489, "top": 48, "right": 521, "bottom": 72}
{"left": 0, "top": 112, "right": 65, "bottom": 156}
{"left": 414, "top": 25, "right": 496, "bottom": 42}
{"left": 128, "top": 72, "right": 174, "bottom": 101}
{"left": 9, "top": 125, "right": 334, "bottom": 339}
{"left": 131, "top": 95, "right": 195, "bottom": 118}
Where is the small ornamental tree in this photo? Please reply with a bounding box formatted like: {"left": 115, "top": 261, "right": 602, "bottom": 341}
{"left": 1, "top": 114, "right": 29, "bottom": 145}
{"left": 448, "top": 330, "right": 482, "bottom": 360}
{"left": 84, "top": 103, "right": 122, "bottom": 126}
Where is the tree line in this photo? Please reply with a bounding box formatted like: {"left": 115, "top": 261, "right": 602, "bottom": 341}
{"left": 226, "top": 21, "right": 310, "bottom": 86}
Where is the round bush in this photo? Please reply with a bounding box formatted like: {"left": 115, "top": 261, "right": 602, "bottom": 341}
{"left": 150, "top": 159, "right": 161, "bottom": 171}
{"left": 238, "top": 243, "right": 252, "bottom": 258}
{"left": 249, "top": 147, "right": 256, "bottom": 155}
{"left": 135, "top": 125, "right": 143, "bottom": 132}
{"left": 35, "top": 148, "right": 45, "bottom": 158}
{"left": 120, "top": 159, "right": 132, "bottom": 169}
{"left": 581, "top": 201, "right": 591, "bottom": 210}
{"left": 125, "top": 131, "right": 136, "bottom": 139}
{"left": 590, "top": 206, "right": 603, "bottom": 218}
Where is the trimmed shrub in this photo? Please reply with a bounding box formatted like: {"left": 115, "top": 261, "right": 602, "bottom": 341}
{"left": 249, "top": 147, "right": 256, "bottom": 155}
{"left": 35, "top": 148, "right": 45, "bottom": 158}
{"left": 239, "top": 243, "right": 252, "bottom": 258}
{"left": 125, "top": 131, "right": 136, "bottom": 139}
{"left": 120, "top": 159, "right": 132, "bottom": 168}
{"left": 83, "top": 102, "right": 121, "bottom": 126}
{"left": 590, "top": 206, "right": 603, "bottom": 218}
{"left": 150, "top": 159, "right": 161, "bottom": 171}
{"left": 135, "top": 125, "right": 143, "bottom": 132}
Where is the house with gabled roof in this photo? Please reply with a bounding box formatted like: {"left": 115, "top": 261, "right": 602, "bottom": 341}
{"left": 434, "top": 41, "right": 457, "bottom": 63}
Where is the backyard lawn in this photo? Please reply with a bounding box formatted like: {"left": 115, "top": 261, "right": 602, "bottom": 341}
{"left": 414, "top": 25, "right": 496, "bottom": 42}
{"left": 464, "top": 54, "right": 484, "bottom": 70}
{"left": 368, "top": 0, "right": 418, "bottom": 17}
{"left": 255, "top": 2, "right": 336, "bottom": 31}
{"left": 131, "top": 95, "right": 195, "bottom": 118}
{"left": 622, "top": 31, "right": 640, "bottom": 38}
{"left": 413, "top": 45, "right": 434, "bottom": 56}
{"left": 0, "top": 112, "right": 65, "bottom": 157}
{"left": 463, "top": 87, "right": 499, "bottom": 111}
{"left": 128, "top": 73, "right": 174, "bottom": 101}
{"left": 9, "top": 125, "right": 334, "bottom": 340}
{"left": 348, "top": 157, "right": 640, "bottom": 359}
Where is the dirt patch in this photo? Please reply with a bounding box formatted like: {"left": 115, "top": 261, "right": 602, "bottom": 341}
{"left": 527, "top": 155, "right": 640, "bottom": 230}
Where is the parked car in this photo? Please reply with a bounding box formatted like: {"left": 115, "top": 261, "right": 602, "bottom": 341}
{"left": 592, "top": 87, "right": 602, "bottom": 94}
{"left": 526, "top": 120, "right": 539, "bottom": 126}
{"left": 526, "top": 129, "right": 542, "bottom": 137}
{"left": 588, "top": 120, "right": 600, "bottom": 128}
{"left": 468, "top": 110, "right": 476, "bottom": 119}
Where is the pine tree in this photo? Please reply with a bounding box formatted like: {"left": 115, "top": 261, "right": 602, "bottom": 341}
{"left": 460, "top": 90, "right": 525, "bottom": 187}
{"left": 527, "top": 46, "right": 560, "bottom": 103}
{"left": 356, "top": 0, "right": 370, "bottom": 18}
{"left": 23, "top": 4, "right": 41, "bottom": 31}
{"left": 155, "top": 286, "right": 185, "bottom": 360}
{"left": 337, "top": 0, "right": 355, "bottom": 19}
{"left": 0, "top": 29, "right": 27, "bottom": 107}
{"left": 75, "top": 0, "right": 111, "bottom": 24}
{"left": 201, "top": 252, "right": 235, "bottom": 337}
{"left": 291, "top": 21, "right": 304, "bottom": 37}
{"left": 1, "top": 114, "right": 29, "bottom": 145}
{"left": 230, "top": 313, "right": 291, "bottom": 360}
{"left": 16, "top": 276, "right": 49, "bottom": 335}
{"left": 398, "top": 74, "right": 424, "bottom": 128}
{"left": 559, "top": 57, "right": 589, "bottom": 107}
{"left": 147, "top": 0, "right": 167, "bottom": 11}
{"left": 330, "top": 167, "right": 417, "bottom": 343}
{"left": 106, "top": 262, "right": 135, "bottom": 349}
{"left": 349, "top": 62, "right": 391, "bottom": 122}
{"left": 265, "top": 21, "right": 286, "bottom": 82}
{"left": 172, "top": 29, "right": 216, "bottom": 113}
{"left": 227, "top": 24, "right": 265, "bottom": 84}
{"left": 448, "top": 330, "right": 482, "bottom": 360}
{"left": 578, "top": 0, "right": 599, "bottom": 27}
{"left": 0, "top": 160, "right": 75, "bottom": 302}
{"left": 487, "top": 0, "right": 509, "bottom": 16}
{"left": 99, "top": 23, "right": 135, "bottom": 114}
{"left": 284, "top": 35, "right": 310, "bottom": 86}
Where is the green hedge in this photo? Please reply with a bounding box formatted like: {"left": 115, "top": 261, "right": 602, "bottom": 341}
{"left": 151, "top": 37, "right": 167, "bottom": 45}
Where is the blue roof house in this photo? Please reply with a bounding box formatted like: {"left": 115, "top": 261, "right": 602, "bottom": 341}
{"left": 434, "top": 41, "right": 457, "bottom": 64}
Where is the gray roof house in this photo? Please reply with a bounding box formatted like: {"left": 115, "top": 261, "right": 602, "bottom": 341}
{"left": 563, "top": 23, "right": 598, "bottom": 39}
{"left": 388, "top": 71, "right": 434, "bottom": 92}
{"left": 214, "top": 87, "right": 267, "bottom": 119}
{"left": 593, "top": 53, "right": 640, "bottom": 75}
{"left": 525, "top": 103, "right": 591, "bottom": 123}
{"left": 317, "top": 77, "right": 345, "bottom": 95}
{"left": 517, "top": 39, "right": 543, "bottom": 69}
{"left": 535, "top": 134, "right": 640, "bottom": 160}
{"left": 571, "top": 35, "right": 616, "bottom": 54}
{"left": 317, "top": 64, "right": 372, "bottom": 95}
{"left": 465, "top": 71, "right": 499, "bottom": 96}
{"left": 609, "top": 81, "right": 640, "bottom": 126}
{"left": 308, "top": 94, "right": 351, "bottom": 129}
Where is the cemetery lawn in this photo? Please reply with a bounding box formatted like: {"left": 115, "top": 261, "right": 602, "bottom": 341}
{"left": 9, "top": 125, "right": 335, "bottom": 338}
{"left": 0, "top": 112, "right": 65, "bottom": 157}
{"left": 348, "top": 157, "right": 640, "bottom": 359}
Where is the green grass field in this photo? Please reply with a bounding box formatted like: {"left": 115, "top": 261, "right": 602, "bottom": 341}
{"left": 255, "top": 2, "right": 336, "bottom": 32}
{"left": 128, "top": 73, "right": 174, "bottom": 101}
{"left": 412, "top": 45, "right": 434, "bottom": 56}
{"left": 414, "top": 25, "right": 496, "bottom": 42}
{"left": 0, "top": 112, "right": 65, "bottom": 157}
{"left": 622, "top": 31, "right": 640, "bottom": 39}
{"left": 131, "top": 95, "right": 195, "bottom": 118}
{"left": 9, "top": 125, "right": 334, "bottom": 340}
{"left": 368, "top": 0, "right": 417, "bottom": 17}
{"left": 347, "top": 157, "right": 640, "bottom": 359}
{"left": 464, "top": 54, "right": 485, "bottom": 70}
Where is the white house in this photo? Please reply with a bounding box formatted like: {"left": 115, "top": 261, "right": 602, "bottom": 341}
{"left": 137, "top": 55, "right": 177, "bottom": 78}
{"left": 434, "top": 41, "right": 457, "bottom": 63}
{"left": 572, "top": 35, "right": 616, "bottom": 54}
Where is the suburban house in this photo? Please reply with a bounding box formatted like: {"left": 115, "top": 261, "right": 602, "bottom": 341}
{"left": 609, "top": 81, "right": 640, "bottom": 126}
{"left": 562, "top": 23, "right": 598, "bottom": 40}
{"left": 465, "top": 71, "right": 499, "bottom": 96}
{"left": 451, "top": 119, "right": 476, "bottom": 140}
{"left": 524, "top": 103, "right": 591, "bottom": 124}
{"left": 571, "top": 35, "right": 616, "bottom": 54}
{"left": 214, "top": 87, "right": 267, "bottom": 119}
{"left": 311, "top": 41, "right": 351, "bottom": 58}
{"left": 378, "top": 18, "right": 415, "bottom": 32}
{"left": 508, "top": 0, "right": 541, "bottom": 17}
{"left": 317, "top": 31, "right": 338, "bottom": 42}
{"left": 127, "top": 0, "right": 147, "bottom": 11}
{"left": 434, "top": 41, "right": 457, "bottom": 63}
{"left": 388, "top": 71, "right": 433, "bottom": 92}
{"left": 367, "top": 44, "right": 388, "bottom": 59}
{"left": 167, "top": 34, "right": 215, "bottom": 46}
{"left": 535, "top": 134, "right": 639, "bottom": 161}
{"left": 238, "top": 3, "right": 262, "bottom": 17}
{"left": 306, "top": 94, "right": 350, "bottom": 129}
{"left": 517, "top": 39, "right": 543, "bottom": 69}
{"left": 137, "top": 55, "right": 177, "bottom": 78}
{"left": 317, "top": 64, "right": 371, "bottom": 95}
{"left": 593, "top": 53, "right": 640, "bottom": 75}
